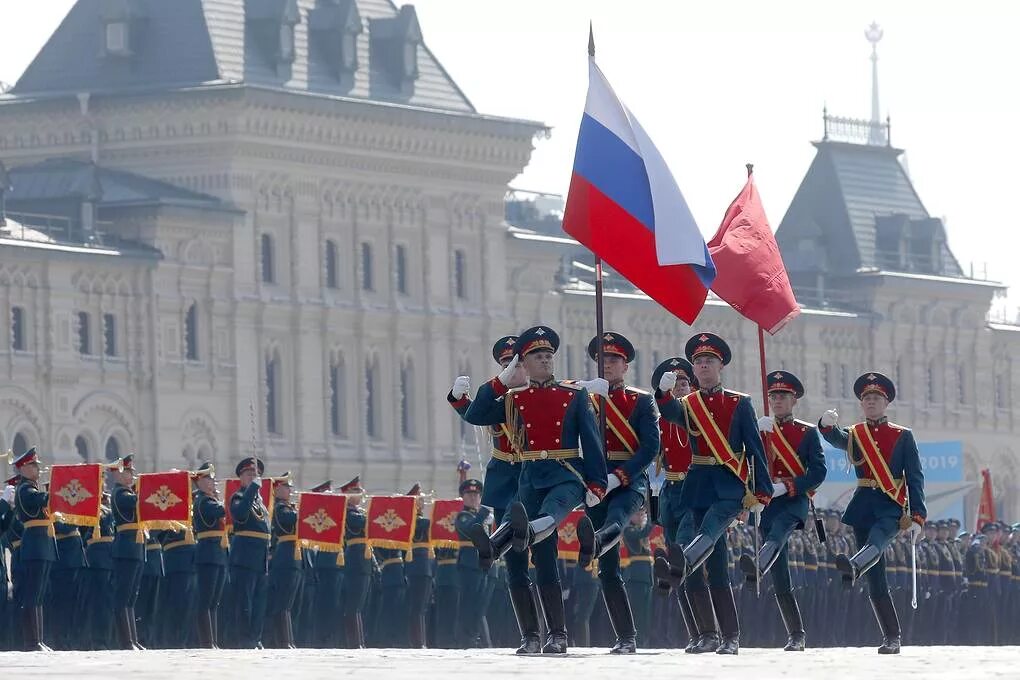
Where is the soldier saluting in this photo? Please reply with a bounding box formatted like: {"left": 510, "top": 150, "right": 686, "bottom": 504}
{"left": 742, "top": 370, "right": 826, "bottom": 651}
{"left": 819, "top": 371, "right": 926, "bottom": 654}
{"left": 464, "top": 325, "right": 607, "bottom": 655}
{"left": 191, "top": 461, "right": 226, "bottom": 649}
{"left": 229, "top": 456, "right": 271, "bottom": 649}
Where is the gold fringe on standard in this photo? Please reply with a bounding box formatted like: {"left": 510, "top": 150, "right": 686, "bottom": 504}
{"left": 368, "top": 538, "right": 413, "bottom": 553}
{"left": 51, "top": 511, "right": 100, "bottom": 528}
{"left": 302, "top": 539, "right": 343, "bottom": 553}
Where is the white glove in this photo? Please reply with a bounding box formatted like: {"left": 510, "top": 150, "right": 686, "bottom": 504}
{"left": 578, "top": 378, "right": 609, "bottom": 398}
{"left": 252, "top": 477, "right": 262, "bottom": 489}
{"left": 820, "top": 409, "right": 838, "bottom": 427}
{"left": 585, "top": 489, "right": 601, "bottom": 507}
{"left": 451, "top": 375, "right": 471, "bottom": 399}
{"left": 497, "top": 354, "right": 521, "bottom": 387}
{"left": 771, "top": 481, "right": 787, "bottom": 498}
{"left": 910, "top": 522, "right": 923, "bottom": 541}
{"left": 2, "top": 485, "right": 15, "bottom": 505}
{"left": 606, "top": 473, "right": 622, "bottom": 493}
{"left": 748, "top": 502, "right": 765, "bottom": 514}
{"left": 757, "top": 416, "right": 774, "bottom": 432}
{"left": 658, "top": 371, "right": 677, "bottom": 393}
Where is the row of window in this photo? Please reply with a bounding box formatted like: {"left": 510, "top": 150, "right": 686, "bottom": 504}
{"left": 259, "top": 235, "right": 468, "bottom": 299}
{"left": 71, "top": 304, "right": 200, "bottom": 361}
{"left": 263, "top": 354, "right": 417, "bottom": 441}
{"left": 8, "top": 431, "right": 121, "bottom": 462}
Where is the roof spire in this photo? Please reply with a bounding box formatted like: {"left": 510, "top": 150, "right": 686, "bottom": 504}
{"left": 865, "top": 22, "right": 885, "bottom": 145}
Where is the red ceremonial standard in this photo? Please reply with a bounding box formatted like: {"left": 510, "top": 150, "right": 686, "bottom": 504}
{"left": 136, "top": 470, "right": 192, "bottom": 529}
{"left": 428, "top": 499, "right": 463, "bottom": 549}
{"left": 47, "top": 463, "right": 103, "bottom": 527}
{"left": 297, "top": 492, "right": 347, "bottom": 552}
{"left": 557, "top": 509, "right": 586, "bottom": 561}
{"left": 224, "top": 478, "right": 275, "bottom": 529}
{"left": 365, "top": 495, "right": 416, "bottom": 551}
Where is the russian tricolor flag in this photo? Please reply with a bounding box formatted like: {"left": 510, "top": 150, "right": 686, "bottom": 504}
{"left": 563, "top": 56, "right": 716, "bottom": 324}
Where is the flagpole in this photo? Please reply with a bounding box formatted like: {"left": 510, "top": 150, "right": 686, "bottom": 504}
{"left": 590, "top": 23, "right": 607, "bottom": 442}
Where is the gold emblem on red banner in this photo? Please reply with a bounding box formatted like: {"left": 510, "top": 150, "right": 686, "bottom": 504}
{"left": 560, "top": 520, "right": 578, "bottom": 545}
{"left": 436, "top": 511, "right": 458, "bottom": 535}
{"left": 145, "top": 485, "right": 184, "bottom": 512}
{"left": 372, "top": 508, "right": 408, "bottom": 533}
{"left": 302, "top": 508, "right": 338, "bottom": 535}
{"left": 55, "top": 479, "right": 93, "bottom": 507}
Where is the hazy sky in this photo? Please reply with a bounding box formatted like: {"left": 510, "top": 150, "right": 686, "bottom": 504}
{"left": 3, "top": 1, "right": 1019, "bottom": 317}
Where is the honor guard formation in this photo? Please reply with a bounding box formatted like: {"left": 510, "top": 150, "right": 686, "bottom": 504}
{"left": 1, "top": 328, "right": 1018, "bottom": 653}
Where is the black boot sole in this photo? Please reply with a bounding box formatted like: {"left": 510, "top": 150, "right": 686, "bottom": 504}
{"left": 577, "top": 515, "right": 596, "bottom": 569}
{"left": 510, "top": 502, "right": 530, "bottom": 553}
{"left": 467, "top": 522, "right": 495, "bottom": 569}
{"left": 739, "top": 553, "right": 759, "bottom": 583}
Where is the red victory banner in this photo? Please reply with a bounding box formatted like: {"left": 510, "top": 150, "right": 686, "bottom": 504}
{"left": 429, "top": 499, "right": 463, "bottom": 549}
{"left": 366, "top": 495, "right": 416, "bottom": 552}
{"left": 557, "top": 509, "right": 586, "bottom": 561}
{"left": 976, "top": 468, "right": 997, "bottom": 533}
{"left": 47, "top": 463, "right": 103, "bottom": 527}
{"left": 136, "top": 470, "right": 192, "bottom": 529}
{"left": 649, "top": 524, "right": 666, "bottom": 555}
{"left": 297, "top": 492, "right": 347, "bottom": 552}
{"left": 224, "top": 478, "right": 275, "bottom": 530}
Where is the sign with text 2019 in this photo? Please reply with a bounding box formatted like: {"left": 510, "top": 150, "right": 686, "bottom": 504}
{"left": 821, "top": 440, "right": 963, "bottom": 483}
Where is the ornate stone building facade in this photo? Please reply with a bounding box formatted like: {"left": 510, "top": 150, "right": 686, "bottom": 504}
{"left": 1, "top": 2, "right": 1017, "bottom": 519}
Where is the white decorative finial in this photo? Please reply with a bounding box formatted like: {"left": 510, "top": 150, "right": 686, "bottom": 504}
{"left": 865, "top": 22, "right": 885, "bottom": 145}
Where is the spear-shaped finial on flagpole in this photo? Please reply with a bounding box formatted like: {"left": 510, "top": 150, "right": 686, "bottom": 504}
{"left": 588, "top": 21, "right": 595, "bottom": 57}
{"left": 746, "top": 163, "right": 754, "bottom": 178}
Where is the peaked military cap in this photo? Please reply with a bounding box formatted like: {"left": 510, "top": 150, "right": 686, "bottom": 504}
{"left": 587, "top": 332, "right": 636, "bottom": 363}
{"left": 309, "top": 480, "right": 332, "bottom": 493}
{"left": 459, "top": 478, "right": 483, "bottom": 496}
{"left": 767, "top": 370, "right": 805, "bottom": 399}
{"left": 853, "top": 372, "right": 896, "bottom": 402}
{"left": 234, "top": 456, "right": 265, "bottom": 477}
{"left": 685, "top": 332, "right": 732, "bottom": 365}
{"left": 340, "top": 476, "right": 364, "bottom": 493}
{"left": 651, "top": 357, "right": 696, "bottom": 391}
{"left": 13, "top": 447, "right": 39, "bottom": 469}
{"left": 515, "top": 325, "right": 559, "bottom": 357}
{"left": 492, "top": 336, "right": 519, "bottom": 364}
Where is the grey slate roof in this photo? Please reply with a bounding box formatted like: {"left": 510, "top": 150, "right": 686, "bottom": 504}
{"left": 776, "top": 140, "right": 963, "bottom": 278}
{"left": 11, "top": 0, "right": 476, "bottom": 115}
{"left": 7, "top": 158, "right": 226, "bottom": 209}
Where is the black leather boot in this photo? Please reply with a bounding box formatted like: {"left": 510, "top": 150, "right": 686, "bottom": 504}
{"left": 409, "top": 614, "right": 426, "bottom": 649}
{"left": 870, "top": 591, "right": 902, "bottom": 654}
{"left": 678, "top": 588, "right": 699, "bottom": 653}
{"left": 509, "top": 585, "right": 542, "bottom": 654}
{"left": 776, "top": 591, "right": 806, "bottom": 651}
{"left": 581, "top": 521, "right": 624, "bottom": 571}
{"left": 344, "top": 613, "right": 365, "bottom": 649}
{"left": 603, "top": 582, "right": 637, "bottom": 654}
{"left": 34, "top": 606, "right": 53, "bottom": 652}
{"left": 128, "top": 608, "right": 146, "bottom": 650}
{"left": 740, "top": 541, "right": 781, "bottom": 583}
{"left": 686, "top": 589, "right": 720, "bottom": 654}
{"left": 469, "top": 520, "right": 514, "bottom": 571}
{"left": 115, "top": 608, "right": 134, "bottom": 650}
{"left": 280, "top": 611, "right": 296, "bottom": 649}
{"left": 835, "top": 544, "right": 881, "bottom": 587}
{"left": 712, "top": 585, "right": 740, "bottom": 655}
{"left": 196, "top": 610, "right": 214, "bottom": 649}
{"left": 683, "top": 534, "right": 717, "bottom": 575}
{"left": 538, "top": 583, "right": 568, "bottom": 654}
{"left": 654, "top": 543, "right": 687, "bottom": 590}
{"left": 509, "top": 503, "right": 558, "bottom": 552}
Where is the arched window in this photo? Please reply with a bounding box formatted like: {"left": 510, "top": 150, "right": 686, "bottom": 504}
{"left": 361, "top": 242, "right": 374, "bottom": 291}
{"left": 330, "top": 354, "right": 346, "bottom": 437}
{"left": 78, "top": 311, "right": 92, "bottom": 355}
{"left": 261, "top": 233, "right": 275, "bottom": 284}
{"left": 75, "top": 436, "right": 90, "bottom": 462}
{"left": 395, "top": 244, "right": 408, "bottom": 295}
{"left": 266, "top": 351, "right": 282, "bottom": 434}
{"left": 105, "top": 436, "right": 121, "bottom": 462}
{"left": 454, "top": 249, "right": 467, "bottom": 299}
{"left": 11, "top": 306, "right": 25, "bottom": 351}
{"left": 103, "top": 313, "right": 117, "bottom": 357}
{"left": 325, "top": 240, "right": 339, "bottom": 289}
{"left": 12, "top": 432, "right": 28, "bottom": 456}
{"left": 400, "top": 359, "right": 415, "bottom": 440}
{"left": 185, "top": 303, "right": 199, "bottom": 361}
{"left": 366, "top": 356, "right": 380, "bottom": 438}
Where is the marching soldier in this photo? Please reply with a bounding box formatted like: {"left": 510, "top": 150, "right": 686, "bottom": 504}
{"left": 340, "top": 476, "right": 372, "bottom": 649}
{"left": 111, "top": 454, "right": 145, "bottom": 650}
{"left": 267, "top": 471, "right": 302, "bottom": 649}
{"left": 374, "top": 494, "right": 409, "bottom": 648}
{"left": 650, "top": 356, "right": 702, "bottom": 653}
{"left": 405, "top": 483, "right": 434, "bottom": 649}
{"left": 622, "top": 508, "right": 654, "bottom": 646}
{"left": 576, "top": 331, "right": 659, "bottom": 654}
{"left": 455, "top": 474, "right": 491, "bottom": 647}
{"left": 308, "top": 480, "right": 343, "bottom": 648}
{"left": 819, "top": 372, "right": 926, "bottom": 654}
{"left": 12, "top": 448, "right": 55, "bottom": 651}
{"left": 449, "top": 335, "right": 521, "bottom": 537}
{"left": 229, "top": 456, "right": 271, "bottom": 649}
{"left": 192, "top": 461, "right": 227, "bottom": 649}
{"left": 1, "top": 473, "right": 19, "bottom": 651}
{"left": 741, "top": 370, "right": 826, "bottom": 651}
{"left": 138, "top": 528, "right": 164, "bottom": 647}
{"left": 464, "top": 325, "right": 607, "bottom": 655}
{"left": 49, "top": 519, "right": 85, "bottom": 649}
{"left": 159, "top": 514, "right": 197, "bottom": 648}
{"left": 655, "top": 333, "right": 773, "bottom": 655}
